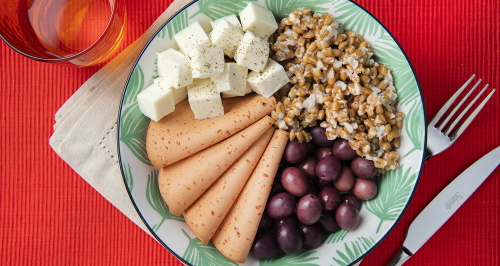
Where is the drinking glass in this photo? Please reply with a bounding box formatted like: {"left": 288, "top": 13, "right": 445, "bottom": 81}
{"left": 0, "top": 0, "right": 126, "bottom": 67}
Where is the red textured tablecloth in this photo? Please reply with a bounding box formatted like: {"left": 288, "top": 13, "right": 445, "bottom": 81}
{"left": 1, "top": 0, "right": 499, "bottom": 265}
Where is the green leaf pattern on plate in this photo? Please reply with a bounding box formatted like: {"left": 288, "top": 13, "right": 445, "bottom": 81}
{"left": 119, "top": 66, "right": 152, "bottom": 166}
{"left": 331, "top": 0, "right": 382, "bottom": 37}
{"left": 404, "top": 100, "right": 425, "bottom": 157}
{"left": 123, "top": 65, "right": 144, "bottom": 105}
{"left": 331, "top": 237, "right": 375, "bottom": 266}
{"left": 167, "top": 9, "right": 189, "bottom": 40}
{"left": 191, "top": 0, "right": 258, "bottom": 20}
{"left": 152, "top": 58, "right": 159, "bottom": 80}
{"left": 157, "top": 8, "right": 188, "bottom": 40}
{"left": 326, "top": 229, "right": 348, "bottom": 244}
{"left": 182, "top": 229, "right": 239, "bottom": 266}
{"left": 157, "top": 27, "right": 167, "bottom": 39}
{"left": 373, "top": 33, "right": 419, "bottom": 106}
{"left": 260, "top": 250, "right": 319, "bottom": 266}
{"left": 265, "top": 0, "right": 329, "bottom": 19}
{"left": 147, "top": 169, "right": 185, "bottom": 232}
{"left": 122, "top": 163, "right": 134, "bottom": 192}
{"left": 365, "top": 166, "right": 417, "bottom": 233}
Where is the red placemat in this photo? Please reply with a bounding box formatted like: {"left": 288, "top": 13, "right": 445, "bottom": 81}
{"left": 0, "top": 0, "right": 498, "bottom": 265}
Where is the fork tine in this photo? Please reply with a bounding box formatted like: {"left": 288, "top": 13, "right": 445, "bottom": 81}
{"left": 430, "top": 74, "right": 475, "bottom": 127}
{"left": 451, "top": 89, "right": 496, "bottom": 140}
{"left": 438, "top": 79, "right": 482, "bottom": 131}
{"left": 444, "top": 84, "right": 489, "bottom": 135}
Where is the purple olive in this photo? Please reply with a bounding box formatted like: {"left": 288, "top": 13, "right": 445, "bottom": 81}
{"left": 341, "top": 193, "right": 361, "bottom": 210}
{"left": 284, "top": 140, "right": 308, "bottom": 164}
{"left": 266, "top": 192, "right": 296, "bottom": 220}
{"left": 332, "top": 139, "right": 358, "bottom": 161}
{"left": 336, "top": 203, "right": 360, "bottom": 231}
{"left": 251, "top": 231, "right": 280, "bottom": 259}
{"left": 319, "top": 187, "right": 341, "bottom": 211}
{"left": 298, "top": 224, "right": 323, "bottom": 249}
{"left": 296, "top": 155, "right": 318, "bottom": 180}
{"left": 297, "top": 194, "right": 323, "bottom": 225}
{"left": 316, "top": 156, "right": 342, "bottom": 182}
{"left": 333, "top": 166, "right": 355, "bottom": 192}
{"left": 277, "top": 224, "right": 303, "bottom": 254}
{"left": 315, "top": 147, "right": 333, "bottom": 161}
{"left": 309, "top": 124, "right": 335, "bottom": 147}
{"left": 282, "top": 167, "right": 309, "bottom": 197}
{"left": 351, "top": 157, "right": 377, "bottom": 179}
{"left": 353, "top": 178, "right": 378, "bottom": 200}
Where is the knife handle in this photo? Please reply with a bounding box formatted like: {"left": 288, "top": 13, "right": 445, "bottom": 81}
{"left": 386, "top": 246, "right": 412, "bottom": 266}
{"left": 386, "top": 228, "right": 413, "bottom": 266}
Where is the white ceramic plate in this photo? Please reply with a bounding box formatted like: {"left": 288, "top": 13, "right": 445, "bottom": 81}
{"left": 117, "top": 1, "right": 427, "bottom": 265}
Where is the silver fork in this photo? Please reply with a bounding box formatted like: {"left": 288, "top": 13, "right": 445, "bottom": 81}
{"left": 352, "top": 74, "right": 495, "bottom": 266}
{"left": 425, "top": 74, "right": 496, "bottom": 161}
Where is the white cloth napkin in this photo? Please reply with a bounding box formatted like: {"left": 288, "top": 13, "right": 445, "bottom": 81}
{"left": 49, "top": 0, "right": 190, "bottom": 236}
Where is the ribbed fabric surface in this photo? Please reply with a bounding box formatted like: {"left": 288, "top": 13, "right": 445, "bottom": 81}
{"left": 0, "top": 0, "right": 498, "bottom": 265}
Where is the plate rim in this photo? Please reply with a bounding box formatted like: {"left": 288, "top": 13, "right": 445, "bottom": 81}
{"left": 116, "top": 1, "right": 428, "bottom": 265}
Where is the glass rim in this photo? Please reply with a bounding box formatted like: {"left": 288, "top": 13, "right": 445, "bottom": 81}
{"left": 0, "top": 0, "right": 120, "bottom": 63}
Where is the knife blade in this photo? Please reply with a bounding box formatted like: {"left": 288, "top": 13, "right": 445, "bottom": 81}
{"left": 388, "top": 146, "right": 500, "bottom": 266}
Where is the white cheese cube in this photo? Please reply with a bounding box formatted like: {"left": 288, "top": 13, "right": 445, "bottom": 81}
{"left": 187, "top": 78, "right": 224, "bottom": 120}
{"left": 173, "top": 21, "right": 211, "bottom": 55}
{"left": 157, "top": 49, "right": 193, "bottom": 89}
{"left": 222, "top": 83, "right": 253, "bottom": 98}
{"left": 197, "top": 16, "right": 213, "bottom": 33}
{"left": 247, "top": 59, "right": 290, "bottom": 98}
{"left": 154, "top": 77, "right": 187, "bottom": 104}
{"left": 239, "top": 3, "right": 278, "bottom": 39}
{"left": 210, "top": 14, "right": 243, "bottom": 31}
{"left": 211, "top": 19, "right": 245, "bottom": 58}
{"left": 211, "top": 63, "right": 247, "bottom": 96}
{"left": 189, "top": 43, "right": 225, "bottom": 79}
{"left": 234, "top": 31, "right": 269, "bottom": 72}
{"left": 137, "top": 83, "right": 175, "bottom": 122}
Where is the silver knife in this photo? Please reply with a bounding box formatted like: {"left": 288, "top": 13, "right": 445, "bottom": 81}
{"left": 386, "top": 146, "right": 500, "bottom": 266}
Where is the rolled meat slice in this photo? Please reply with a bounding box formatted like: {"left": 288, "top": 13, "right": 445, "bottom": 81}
{"left": 146, "top": 94, "right": 277, "bottom": 169}
{"left": 158, "top": 116, "right": 275, "bottom": 216}
{"left": 212, "top": 129, "right": 289, "bottom": 263}
{"left": 184, "top": 127, "right": 275, "bottom": 244}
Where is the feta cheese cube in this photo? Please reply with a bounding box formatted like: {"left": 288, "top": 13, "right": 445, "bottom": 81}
{"left": 154, "top": 77, "right": 187, "bottom": 104}
{"left": 222, "top": 82, "right": 253, "bottom": 98}
{"left": 189, "top": 43, "right": 225, "bottom": 79}
{"left": 157, "top": 49, "right": 193, "bottom": 89}
{"left": 210, "top": 14, "right": 242, "bottom": 31}
{"left": 137, "top": 83, "right": 175, "bottom": 122}
{"left": 211, "top": 63, "right": 248, "bottom": 96}
{"left": 187, "top": 78, "right": 224, "bottom": 119}
{"left": 211, "top": 19, "right": 245, "bottom": 58}
{"left": 239, "top": 3, "right": 278, "bottom": 39}
{"left": 234, "top": 31, "right": 269, "bottom": 72}
{"left": 247, "top": 59, "right": 290, "bottom": 98}
{"left": 173, "top": 21, "right": 211, "bottom": 55}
